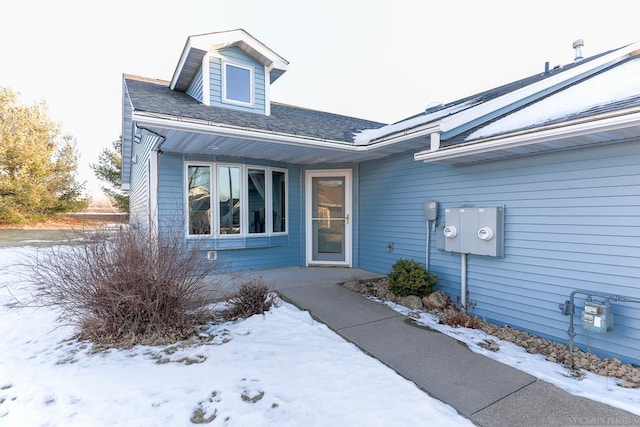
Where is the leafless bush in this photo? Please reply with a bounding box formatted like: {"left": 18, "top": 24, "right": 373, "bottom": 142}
{"left": 439, "top": 309, "right": 484, "bottom": 329}
{"left": 224, "top": 280, "right": 279, "bottom": 321}
{"left": 439, "top": 292, "right": 483, "bottom": 329}
{"left": 30, "top": 225, "right": 217, "bottom": 347}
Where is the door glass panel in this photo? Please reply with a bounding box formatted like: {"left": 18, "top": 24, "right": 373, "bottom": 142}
{"left": 312, "top": 177, "right": 345, "bottom": 261}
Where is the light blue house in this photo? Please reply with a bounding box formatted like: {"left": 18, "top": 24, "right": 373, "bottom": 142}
{"left": 122, "top": 30, "right": 640, "bottom": 363}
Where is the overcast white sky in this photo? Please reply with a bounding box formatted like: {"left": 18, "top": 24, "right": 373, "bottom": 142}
{"left": 1, "top": 0, "right": 639, "bottom": 197}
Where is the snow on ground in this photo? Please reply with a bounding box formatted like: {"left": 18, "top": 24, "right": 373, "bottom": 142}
{"left": 377, "top": 299, "right": 640, "bottom": 416}
{"left": 0, "top": 245, "right": 472, "bottom": 427}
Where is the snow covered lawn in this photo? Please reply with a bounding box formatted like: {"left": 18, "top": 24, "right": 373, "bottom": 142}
{"left": 0, "top": 245, "right": 472, "bottom": 427}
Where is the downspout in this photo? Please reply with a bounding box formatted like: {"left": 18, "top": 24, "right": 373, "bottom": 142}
{"left": 149, "top": 150, "right": 159, "bottom": 236}
{"left": 425, "top": 221, "right": 431, "bottom": 269}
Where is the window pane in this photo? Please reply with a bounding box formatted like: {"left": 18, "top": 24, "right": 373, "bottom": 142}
{"left": 225, "top": 64, "right": 251, "bottom": 103}
{"left": 218, "top": 166, "right": 241, "bottom": 235}
{"left": 248, "top": 169, "right": 266, "bottom": 234}
{"left": 272, "top": 170, "right": 286, "bottom": 233}
{"left": 187, "top": 165, "right": 211, "bottom": 235}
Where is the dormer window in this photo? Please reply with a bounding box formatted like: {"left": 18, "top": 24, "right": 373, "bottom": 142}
{"left": 223, "top": 62, "right": 253, "bottom": 106}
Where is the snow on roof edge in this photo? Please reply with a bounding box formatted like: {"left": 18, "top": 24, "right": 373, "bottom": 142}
{"left": 352, "top": 100, "right": 478, "bottom": 145}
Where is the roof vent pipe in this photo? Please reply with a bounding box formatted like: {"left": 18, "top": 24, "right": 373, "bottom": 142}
{"left": 573, "top": 39, "right": 584, "bottom": 62}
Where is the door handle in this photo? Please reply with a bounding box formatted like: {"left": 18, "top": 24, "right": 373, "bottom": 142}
{"left": 346, "top": 214, "right": 350, "bottom": 224}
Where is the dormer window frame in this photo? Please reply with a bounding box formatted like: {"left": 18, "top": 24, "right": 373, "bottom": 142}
{"left": 222, "top": 61, "right": 254, "bottom": 107}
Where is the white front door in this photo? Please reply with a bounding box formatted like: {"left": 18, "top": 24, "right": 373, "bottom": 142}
{"left": 306, "top": 170, "right": 352, "bottom": 266}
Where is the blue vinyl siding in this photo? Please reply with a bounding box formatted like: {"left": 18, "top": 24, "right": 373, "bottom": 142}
{"left": 208, "top": 47, "right": 266, "bottom": 114}
{"left": 156, "top": 153, "right": 301, "bottom": 271}
{"left": 186, "top": 65, "right": 204, "bottom": 102}
{"left": 358, "top": 140, "right": 640, "bottom": 364}
{"left": 128, "top": 135, "right": 159, "bottom": 230}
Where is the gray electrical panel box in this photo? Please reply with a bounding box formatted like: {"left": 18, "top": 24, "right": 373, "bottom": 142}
{"left": 424, "top": 201, "right": 438, "bottom": 221}
{"left": 443, "top": 206, "right": 504, "bottom": 257}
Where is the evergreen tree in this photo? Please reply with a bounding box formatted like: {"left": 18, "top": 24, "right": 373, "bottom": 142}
{"left": 0, "top": 87, "right": 88, "bottom": 224}
{"left": 91, "top": 137, "right": 129, "bottom": 212}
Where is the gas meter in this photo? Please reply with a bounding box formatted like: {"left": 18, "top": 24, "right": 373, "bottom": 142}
{"left": 582, "top": 299, "right": 613, "bottom": 334}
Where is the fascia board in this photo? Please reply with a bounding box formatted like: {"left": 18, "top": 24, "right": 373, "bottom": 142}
{"left": 363, "top": 123, "right": 441, "bottom": 147}
{"left": 133, "top": 112, "right": 442, "bottom": 155}
{"left": 437, "top": 41, "right": 640, "bottom": 134}
{"left": 169, "top": 38, "right": 193, "bottom": 90}
{"left": 132, "top": 113, "right": 360, "bottom": 152}
{"left": 121, "top": 80, "right": 135, "bottom": 185}
{"left": 414, "top": 111, "right": 640, "bottom": 162}
{"left": 192, "top": 30, "right": 288, "bottom": 71}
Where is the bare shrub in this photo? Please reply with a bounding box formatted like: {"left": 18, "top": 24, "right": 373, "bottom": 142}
{"left": 440, "top": 309, "right": 484, "bottom": 329}
{"left": 224, "top": 280, "right": 279, "bottom": 321}
{"left": 30, "top": 225, "right": 217, "bottom": 347}
{"left": 439, "top": 292, "right": 483, "bottom": 329}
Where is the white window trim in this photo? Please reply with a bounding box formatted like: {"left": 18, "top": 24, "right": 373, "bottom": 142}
{"left": 202, "top": 53, "right": 211, "bottom": 106}
{"left": 222, "top": 62, "right": 254, "bottom": 107}
{"left": 184, "top": 162, "right": 287, "bottom": 239}
{"left": 264, "top": 64, "right": 271, "bottom": 116}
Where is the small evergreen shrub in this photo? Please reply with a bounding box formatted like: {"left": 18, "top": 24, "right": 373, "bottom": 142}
{"left": 224, "top": 280, "right": 279, "bottom": 320}
{"left": 387, "top": 258, "right": 438, "bottom": 297}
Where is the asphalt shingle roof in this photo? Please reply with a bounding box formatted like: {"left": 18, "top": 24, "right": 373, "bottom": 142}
{"left": 124, "top": 76, "right": 386, "bottom": 143}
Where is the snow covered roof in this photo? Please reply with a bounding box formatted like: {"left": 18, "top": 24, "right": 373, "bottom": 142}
{"left": 351, "top": 44, "right": 615, "bottom": 147}
{"left": 467, "top": 57, "right": 640, "bottom": 141}
{"left": 352, "top": 100, "right": 479, "bottom": 145}
{"left": 413, "top": 40, "right": 640, "bottom": 164}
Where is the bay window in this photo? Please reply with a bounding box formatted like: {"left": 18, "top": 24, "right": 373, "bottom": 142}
{"left": 186, "top": 162, "right": 287, "bottom": 237}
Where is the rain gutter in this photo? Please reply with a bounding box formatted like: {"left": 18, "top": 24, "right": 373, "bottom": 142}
{"left": 132, "top": 112, "right": 431, "bottom": 154}
{"left": 414, "top": 110, "right": 640, "bottom": 163}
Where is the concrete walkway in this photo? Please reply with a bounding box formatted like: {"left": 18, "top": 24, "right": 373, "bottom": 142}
{"left": 224, "top": 267, "right": 640, "bottom": 426}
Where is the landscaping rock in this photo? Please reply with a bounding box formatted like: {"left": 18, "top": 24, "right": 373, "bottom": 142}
{"left": 397, "top": 295, "right": 423, "bottom": 310}
{"left": 358, "top": 276, "right": 640, "bottom": 388}
{"left": 359, "top": 287, "right": 374, "bottom": 295}
{"left": 343, "top": 280, "right": 364, "bottom": 293}
{"left": 422, "top": 290, "right": 450, "bottom": 309}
